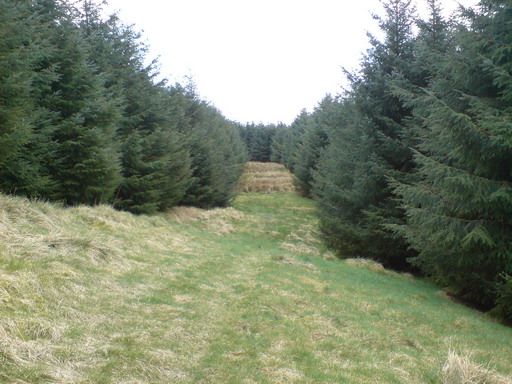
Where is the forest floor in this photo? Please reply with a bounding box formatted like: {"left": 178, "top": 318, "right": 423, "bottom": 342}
{"left": 1, "top": 162, "right": 511, "bottom": 384}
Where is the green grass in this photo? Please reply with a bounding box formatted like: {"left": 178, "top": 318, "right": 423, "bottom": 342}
{"left": 0, "top": 191, "right": 511, "bottom": 383}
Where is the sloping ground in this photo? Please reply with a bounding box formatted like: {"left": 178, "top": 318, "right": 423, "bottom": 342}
{"left": 0, "top": 164, "right": 511, "bottom": 383}
{"left": 237, "top": 162, "right": 295, "bottom": 193}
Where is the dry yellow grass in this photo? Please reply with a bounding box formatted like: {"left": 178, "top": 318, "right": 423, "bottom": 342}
{"left": 237, "top": 162, "right": 295, "bottom": 193}
{"left": 441, "top": 351, "right": 512, "bottom": 384}
{"left": 345, "top": 258, "right": 414, "bottom": 280}
{"left": 166, "top": 206, "right": 245, "bottom": 235}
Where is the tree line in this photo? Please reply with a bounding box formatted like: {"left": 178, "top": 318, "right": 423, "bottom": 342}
{"left": 0, "top": 0, "right": 247, "bottom": 214}
{"left": 255, "top": 0, "right": 512, "bottom": 321}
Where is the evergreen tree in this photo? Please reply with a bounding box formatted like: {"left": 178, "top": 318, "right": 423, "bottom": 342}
{"left": 239, "top": 123, "right": 277, "bottom": 162}
{"left": 393, "top": 0, "right": 512, "bottom": 318}
{"left": 0, "top": 0, "right": 54, "bottom": 196}
{"left": 37, "top": 1, "right": 122, "bottom": 205}
{"left": 313, "top": 100, "right": 401, "bottom": 264}
{"left": 416, "top": 0, "right": 451, "bottom": 54}
{"left": 0, "top": 0, "right": 246, "bottom": 214}
{"left": 114, "top": 80, "right": 193, "bottom": 214}
{"left": 312, "top": 0, "right": 419, "bottom": 268}
{"left": 182, "top": 93, "right": 247, "bottom": 208}
{"left": 269, "top": 123, "right": 288, "bottom": 163}
{"left": 214, "top": 119, "right": 249, "bottom": 204}
{"left": 293, "top": 95, "right": 342, "bottom": 197}
{"left": 115, "top": 125, "right": 191, "bottom": 214}
{"left": 79, "top": 10, "right": 194, "bottom": 214}
{"left": 280, "top": 109, "right": 311, "bottom": 173}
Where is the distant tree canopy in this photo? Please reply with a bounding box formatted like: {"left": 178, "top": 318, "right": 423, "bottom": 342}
{"left": 272, "top": 0, "right": 512, "bottom": 321}
{"left": 239, "top": 123, "right": 283, "bottom": 163}
{"left": 0, "top": 0, "right": 247, "bottom": 214}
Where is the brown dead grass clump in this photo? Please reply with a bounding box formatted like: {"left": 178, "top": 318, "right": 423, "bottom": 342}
{"left": 441, "top": 351, "right": 512, "bottom": 384}
{"left": 346, "top": 258, "right": 387, "bottom": 273}
{"left": 238, "top": 162, "right": 295, "bottom": 193}
{"left": 244, "top": 162, "right": 287, "bottom": 172}
{"left": 167, "top": 206, "right": 244, "bottom": 223}
{"left": 167, "top": 206, "right": 245, "bottom": 235}
{"left": 0, "top": 195, "right": 130, "bottom": 263}
{"left": 345, "top": 258, "right": 412, "bottom": 280}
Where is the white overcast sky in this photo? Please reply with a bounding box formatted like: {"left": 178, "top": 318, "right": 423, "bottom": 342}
{"left": 103, "top": 0, "right": 479, "bottom": 125}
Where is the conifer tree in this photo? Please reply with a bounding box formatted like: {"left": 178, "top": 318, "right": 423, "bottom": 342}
{"left": 182, "top": 95, "right": 246, "bottom": 208}
{"left": 79, "top": 10, "right": 194, "bottom": 214}
{"left": 416, "top": 0, "right": 450, "bottom": 54}
{"left": 280, "top": 110, "right": 311, "bottom": 173}
{"left": 0, "top": 0, "right": 246, "bottom": 214}
{"left": 312, "top": 0, "right": 419, "bottom": 268}
{"left": 313, "top": 100, "right": 399, "bottom": 262}
{"left": 269, "top": 123, "right": 288, "bottom": 163}
{"left": 0, "top": 0, "right": 54, "bottom": 196}
{"left": 394, "top": 0, "right": 512, "bottom": 318}
{"left": 37, "top": 1, "right": 122, "bottom": 205}
{"left": 239, "top": 124, "right": 277, "bottom": 162}
{"left": 293, "top": 95, "right": 342, "bottom": 197}
{"left": 115, "top": 125, "right": 191, "bottom": 214}
{"left": 119, "top": 80, "right": 192, "bottom": 212}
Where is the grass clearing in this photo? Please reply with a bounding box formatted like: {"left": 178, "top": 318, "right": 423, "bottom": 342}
{"left": 0, "top": 162, "right": 511, "bottom": 383}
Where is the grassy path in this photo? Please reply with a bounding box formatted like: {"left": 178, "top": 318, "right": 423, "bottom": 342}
{"left": 1, "top": 163, "right": 511, "bottom": 383}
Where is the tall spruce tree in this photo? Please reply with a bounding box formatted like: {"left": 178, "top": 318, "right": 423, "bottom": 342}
{"left": 293, "top": 95, "right": 342, "bottom": 197}
{"left": 0, "top": 0, "right": 246, "bottom": 213}
{"left": 239, "top": 124, "right": 277, "bottom": 162}
{"left": 269, "top": 124, "right": 288, "bottom": 163}
{"left": 80, "top": 10, "right": 193, "bottom": 214}
{"left": 280, "top": 110, "right": 311, "bottom": 173}
{"left": 313, "top": 100, "right": 397, "bottom": 262}
{"left": 34, "top": 0, "right": 122, "bottom": 206}
{"left": 312, "top": 0, "right": 419, "bottom": 268}
{"left": 393, "top": 0, "right": 512, "bottom": 318}
{"left": 181, "top": 93, "right": 247, "bottom": 208}
{"left": 0, "top": 0, "right": 55, "bottom": 196}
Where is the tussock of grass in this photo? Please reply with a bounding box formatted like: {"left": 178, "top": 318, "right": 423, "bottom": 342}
{"left": 167, "top": 206, "right": 245, "bottom": 235}
{"left": 1, "top": 166, "right": 512, "bottom": 383}
{"left": 345, "top": 258, "right": 414, "bottom": 279}
{"left": 167, "top": 206, "right": 244, "bottom": 223}
{"left": 237, "top": 162, "right": 295, "bottom": 193}
{"left": 243, "top": 162, "right": 288, "bottom": 172}
{"left": 441, "top": 351, "right": 512, "bottom": 384}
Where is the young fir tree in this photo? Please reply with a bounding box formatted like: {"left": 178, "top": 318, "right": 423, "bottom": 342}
{"left": 239, "top": 124, "right": 277, "bottom": 162}
{"left": 416, "top": 0, "right": 451, "bottom": 56}
{"left": 280, "top": 110, "right": 312, "bottom": 173}
{"left": 212, "top": 117, "right": 248, "bottom": 205}
{"left": 34, "top": 0, "right": 122, "bottom": 206}
{"left": 181, "top": 94, "right": 247, "bottom": 208}
{"left": 114, "top": 85, "right": 192, "bottom": 214}
{"left": 116, "top": 123, "right": 191, "bottom": 214}
{"left": 1, "top": 0, "right": 245, "bottom": 212}
{"left": 312, "top": 0, "right": 419, "bottom": 268}
{"left": 313, "top": 100, "right": 395, "bottom": 262}
{"left": 80, "top": 9, "right": 193, "bottom": 214}
{"left": 269, "top": 123, "right": 288, "bottom": 163}
{"left": 393, "top": 0, "right": 512, "bottom": 319}
{"left": 293, "top": 95, "right": 343, "bottom": 197}
{"left": 0, "top": 0, "right": 55, "bottom": 196}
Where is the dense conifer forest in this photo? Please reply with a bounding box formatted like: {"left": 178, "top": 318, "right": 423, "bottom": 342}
{"left": 0, "top": 0, "right": 247, "bottom": 214}
{"left": 264, "top": 0, "right": 512, "bottom": 321}
{"left": 1, "top": 0, "right": 511, "bottom": 323}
